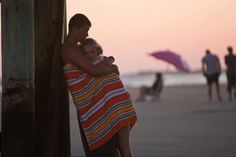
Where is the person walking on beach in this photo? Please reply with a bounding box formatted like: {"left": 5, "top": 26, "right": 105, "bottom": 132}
{"left": 61, "top": 13, "right": 137, "bottom": 157}
{"left": 202, "top": 49, "right": 222, "bottom": 101}
{"left": 224, "top": 46, "right": 236, "bottom": 101}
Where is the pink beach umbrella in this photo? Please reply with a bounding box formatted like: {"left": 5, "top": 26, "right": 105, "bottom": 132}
{"left": 149, "top": 50, "right": 191, "bottom": 73}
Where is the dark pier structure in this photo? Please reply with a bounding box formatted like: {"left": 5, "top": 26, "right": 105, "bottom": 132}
{"left": 1, "top": 0, "right": 70, "bottom": 157}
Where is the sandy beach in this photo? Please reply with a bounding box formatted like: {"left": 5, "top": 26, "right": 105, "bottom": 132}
{"left": 70, "top": 84, "right": 236, "bottom": 157}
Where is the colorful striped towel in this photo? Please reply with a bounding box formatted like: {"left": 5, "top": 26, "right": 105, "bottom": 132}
{"left": 63, "top": 63, "right": 137, "bottom": 151}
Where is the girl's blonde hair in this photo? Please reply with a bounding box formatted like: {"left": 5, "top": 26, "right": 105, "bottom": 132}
{"left": 79, "top": 38, "right": 103, "bottom": 56}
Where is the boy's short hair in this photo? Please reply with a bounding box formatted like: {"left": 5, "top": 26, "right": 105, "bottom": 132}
{"left": 69, "top": 13, "right": 91, "bottom": 31}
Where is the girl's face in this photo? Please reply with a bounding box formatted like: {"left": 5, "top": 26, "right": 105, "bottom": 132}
{"left": 83, "top": 44, "right": 100, "bottom": 60}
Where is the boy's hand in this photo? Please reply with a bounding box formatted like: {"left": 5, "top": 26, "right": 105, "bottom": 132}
{"left": 104, "top": 56, "right": 115, "bottom": 64}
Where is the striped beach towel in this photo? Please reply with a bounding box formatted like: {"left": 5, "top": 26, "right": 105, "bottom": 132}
{"left": 63, "top": 63, "right": 137, "bottom": 151}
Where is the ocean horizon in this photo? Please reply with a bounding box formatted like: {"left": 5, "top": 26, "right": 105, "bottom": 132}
{"left": 0, "top": 70, "right": 227, "bottom": 91}
{"left": 121, "top": 71, "right": 227, "bottom": 88}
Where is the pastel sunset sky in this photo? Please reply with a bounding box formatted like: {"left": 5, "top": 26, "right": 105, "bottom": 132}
{"left": 0, "top": 1, "right": 236, "bottom": 75}
{"left": 67, "top": 0, "right": 236, "bottom": 74}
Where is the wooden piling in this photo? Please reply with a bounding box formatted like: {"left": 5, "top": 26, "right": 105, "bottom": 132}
{"left": 1, "top": 0, "right": 70, "bottom": 157}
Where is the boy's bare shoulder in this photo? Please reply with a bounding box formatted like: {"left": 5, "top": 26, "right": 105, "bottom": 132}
{"left": 61, "top": 44, "right": 82, "bottom": 64}
{"left": 61, "top": 44, "right": 80, "bottom": 53}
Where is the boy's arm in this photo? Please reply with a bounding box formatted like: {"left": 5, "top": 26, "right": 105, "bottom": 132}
{"left": 62, "top": 46, "right": 119, "bottom": 76}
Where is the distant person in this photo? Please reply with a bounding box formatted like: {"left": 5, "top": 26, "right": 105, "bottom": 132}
{"left": 202, "top": 49, "right": 222, "bottom": 101}
{"left": 224, "top": 46, "right": 236, "bottom": 101}
{"left": 138, "top": 72, "right": 163, "bottom": 101}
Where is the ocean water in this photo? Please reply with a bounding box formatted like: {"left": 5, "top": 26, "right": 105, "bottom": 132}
{"left": 0, "top": 71, "right": 227, "bottom": 92}
{"left": 121, "top": 71, "right": 227, "bottom": 88}
{"left": 1, "top": 71, "right": 224, "bottom": 95}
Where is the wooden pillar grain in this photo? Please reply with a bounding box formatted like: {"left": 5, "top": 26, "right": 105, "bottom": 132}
{"left": 1, "top": 0, "right": 70, "bottom": 157}
{"left": 34, "top": 0, "right": 70, "bottom": 157}
{"left": 1, "top": 0, "right": 35, "bottom": 156}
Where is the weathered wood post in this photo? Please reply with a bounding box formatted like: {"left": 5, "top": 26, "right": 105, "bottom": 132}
{"left": 34, "top": 0, "right": 70, "bottom": 157}
{"left": 2, "top": 1, "right": 35, "bottom": 156}
{"left": 1, "top": 0, "right": 70, "bottom": 157}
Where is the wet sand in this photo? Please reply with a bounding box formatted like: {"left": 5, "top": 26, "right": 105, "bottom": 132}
{"left": 70, "top": 84, "right": 236, "bottom": 157}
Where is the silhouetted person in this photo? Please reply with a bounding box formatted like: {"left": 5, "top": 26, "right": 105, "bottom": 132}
{"left": 224, "top": 46, "right": 236, "bottom": 101}
{"left": 138, "top": 72, "right": 163, "bottom": 101}
{"left": 202, "top": 49, "right": 222, "bottom": 102}
{"left": 61, "top": 13, "right": 121, "bottom": 157}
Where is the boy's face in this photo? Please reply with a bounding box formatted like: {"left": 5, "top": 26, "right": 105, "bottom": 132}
{"left": 83, "top": 45, "right": 99, "bottom": 60}
{"left": 76, "top": 25, "right": 90, "bottom": 42}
